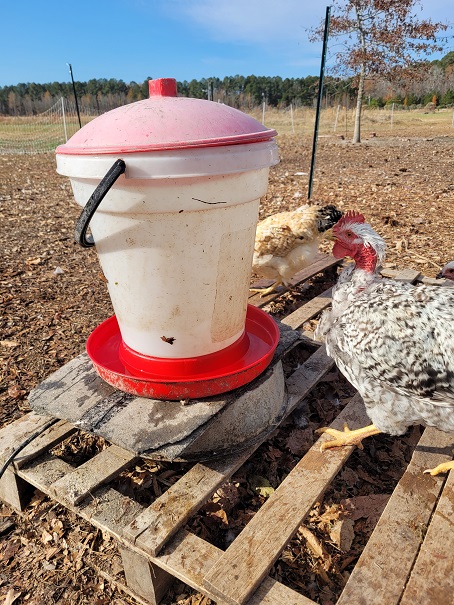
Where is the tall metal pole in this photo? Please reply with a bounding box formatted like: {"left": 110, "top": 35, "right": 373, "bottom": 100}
{"left": 308, "top": 6, "right": 331, "bottom": 200}
{"left": 67, "top": 63, "right": 82, "bottom": 129}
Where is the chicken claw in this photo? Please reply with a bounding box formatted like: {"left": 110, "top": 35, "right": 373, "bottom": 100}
{"left": 423, "top": 455, "right": 454, "bottom": 476}
{"left": 249, "top": 282, "right": 282, "bottom": 297}
{"left": 316, "top": 423, "right": 381, "bottom": 452}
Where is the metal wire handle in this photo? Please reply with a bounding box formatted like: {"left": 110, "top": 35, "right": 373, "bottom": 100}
{"left": 74, "top": 158, "right": 126, "bottom": 248}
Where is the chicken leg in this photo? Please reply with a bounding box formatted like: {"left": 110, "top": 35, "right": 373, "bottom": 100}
{"left": 423, "top": 453, "right": 454, "bottom": 476}
{"left": 319, "top": 426, "right": 454, "bottom": 476}
{"left": 316, "top": 423, "right": 381, "bottom": 451}
{"left": 249, "top": 281, "right": 283, "bottom": 297}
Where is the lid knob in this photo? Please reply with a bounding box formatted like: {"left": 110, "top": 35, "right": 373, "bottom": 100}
{"left": 148, "top": 78, "right": 178, "bottom": 97}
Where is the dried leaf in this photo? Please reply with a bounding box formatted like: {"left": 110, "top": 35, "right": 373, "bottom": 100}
{"left": 7, "top": 384, "right": 25, "bottom": 399}
{"left": 216, "top": 482, "right": 240, "bottom": 510}
{"left": 318, "top": 503, "right": 343, "bottom": 524}
{"left": 329, "top": 518, "right": 355, "bottom": 551}
{"left": 41, "top": 529, "right": 53, "bottom": 544}
{"left": 249, "top": 475, "right": 275, "bottom": 498}
{"left": 25, "top": 257, "right": 42, "bottom": 265}
{"left": 298, "top": 525, "right": 328, "bottom": 560}
{"left": 210, "top": 508, "right": 229, "bottom": 525}
{"left": 341, "top": 494, "right": 390, "bottom": 524}
{"left": 285, "top": 428, "right": 312, "bottom": 455}
{"left": 1, "top": 340, "right": 19, "bottom": 348}
{"left": 3, "top": 589, "right": 21, "bottom": 605}
{"left": 1, "top": 540, "right": 20, "bottom": 561}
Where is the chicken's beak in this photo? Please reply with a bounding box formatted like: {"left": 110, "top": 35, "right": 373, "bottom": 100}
{"left": 436, "top": 271, "right": 443, "bottom": 279}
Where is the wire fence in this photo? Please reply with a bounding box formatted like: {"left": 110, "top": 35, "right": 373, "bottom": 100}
{"left": 0, "top": 98, "right": 96, "bottom": 154}
{"left": 1, "top": 100, "right": 453, "bottom": 154}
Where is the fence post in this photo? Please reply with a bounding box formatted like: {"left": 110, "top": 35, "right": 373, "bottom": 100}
{"left": 308, "top": 5, "right": 331, "bottom": 200}
{"left": 61, "top": 97, "right": 68, "bottom": 142}
{"left": 333, "top": 104, "right": 340, "bottom": 132}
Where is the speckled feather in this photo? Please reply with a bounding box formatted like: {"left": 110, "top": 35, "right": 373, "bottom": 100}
{"left": 316, "top": 247, "right": 454, "bottom": 436}
{"left": 252, "top": 204, "right": 342, "bottom": 285}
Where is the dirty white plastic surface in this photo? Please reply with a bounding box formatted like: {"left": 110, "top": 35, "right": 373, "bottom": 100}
{"left": 57, "top": 153, "right": 276, "bottom": 358}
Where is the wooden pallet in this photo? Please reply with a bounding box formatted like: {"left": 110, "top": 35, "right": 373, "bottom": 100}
{"left": 0, "top": 258, "right": 452, "bottom": 605}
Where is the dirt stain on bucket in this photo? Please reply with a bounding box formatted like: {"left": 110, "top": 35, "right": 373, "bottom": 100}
{"left": 211, "top": 226, "right": 255, "bottom": 342}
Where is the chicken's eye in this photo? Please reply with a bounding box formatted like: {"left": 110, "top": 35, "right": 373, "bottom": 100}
{"left": 345, "top": 230, "right": 353, "bottom": 238}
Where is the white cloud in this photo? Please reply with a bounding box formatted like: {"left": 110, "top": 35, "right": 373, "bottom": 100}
{"left": 164, "top": 0, "right": 453, "bottom": 45}
{"left": 164, "top": 0, "right": 324, "bottom": 44}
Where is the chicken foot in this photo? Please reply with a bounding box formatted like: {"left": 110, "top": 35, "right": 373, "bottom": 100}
{"left": 423, "top": 452, "right": 454, "bottom": 476}
{"left": 319, "top": 426, "right": 454, "bottom": 476}
{"left": 316, "top": 423, "right": 381, "bottom": 451}
{"left": 249, "top": 281, "right": 283, "bottom": 297}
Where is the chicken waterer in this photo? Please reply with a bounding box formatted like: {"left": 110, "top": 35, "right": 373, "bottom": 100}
{"left": 56, "top": 78, "right": 280, "bottom": 400}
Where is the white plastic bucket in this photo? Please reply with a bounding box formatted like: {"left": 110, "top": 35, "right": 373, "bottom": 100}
{"left": 56, "top": 142, "right": 278, "bottom": 358}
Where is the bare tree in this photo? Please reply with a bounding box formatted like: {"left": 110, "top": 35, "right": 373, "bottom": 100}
{"left": 310, "top": 0, "right": 449, "bottom": 142}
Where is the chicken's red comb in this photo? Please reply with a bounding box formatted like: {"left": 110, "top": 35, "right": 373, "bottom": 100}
{"left": 333, "top": 210, "right": 366, "bottom": 232}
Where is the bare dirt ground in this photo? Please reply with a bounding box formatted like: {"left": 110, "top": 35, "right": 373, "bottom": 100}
{"left": 0, "top": 129, "right": 453, "bottom": 605}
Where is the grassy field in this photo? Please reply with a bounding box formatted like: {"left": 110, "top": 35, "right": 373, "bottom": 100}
{"left": 0, "top": 115, "right": 91, "bottom": 153}
{"left": 0, "top": 105, "right": 453, "bottom": 153}
{"left": 248, "top": 104, "right": 454, "bottom": 138}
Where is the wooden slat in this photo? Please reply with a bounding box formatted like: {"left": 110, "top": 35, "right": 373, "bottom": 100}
{"left": 285, "top": 345, "right": 334, "bottom": 409}
{"left": 158, "top": 530, "right": 317, "bottom": 605}
{"left": 18, "top": 453, "right": 74, "bottom": 490}
{"left": 19, "top": 454, "right": 145, "bottom": 544}
{"left": 381, "top": 268, "right": 454, "bottom": 287}
{"left": 123, "top": 446, "right": 256, "bottom": 556}
{"left": 18, "top": 454, "right": 316, "bottom": 605}
{"left": 249, "top": 254, "right": 340, "bottom": 307}
{"left": 420, "top": 276, "right": 454, "bottom": 287}
{"left": 27, "top": 353, "right": 117, "bottom": 421}
{"left": 336, "top": 427, "right": 453, "bottom": 605}
{"left": 400, "top": 470, "right": 454, "bottom": 605}
{"left": 13, "top": 419, "right": 76, "bottom": 469}
{"left": 0, "top": 412, "right": 54, "bottom": 464}
{"left": 282, "top": 288, "right": 332, "bottom": 330}
{"left": 392, "top": 268, "right": 422, "bottom": 283}
{"left": 82, "top": 486, "right": 144, "bottom": 542}
{"left": 380, "top": 268, "right": 422, "bottom": 283}
{"left": 122, "top": 346, "right": 334, "bottom": 558}
{"left": 202, "top": 393, "right": 369, "bottom": 605}
{"left": 49, "top": 445, "right": 137, "bottom": 505}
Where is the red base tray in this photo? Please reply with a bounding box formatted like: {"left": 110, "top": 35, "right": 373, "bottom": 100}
{"left": 86, "top": 305, "right": 280, "bottom": 400}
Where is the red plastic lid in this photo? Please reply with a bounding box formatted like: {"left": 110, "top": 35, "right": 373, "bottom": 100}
{"left": 56, "top": 78, "right": 277, "bottom": 155}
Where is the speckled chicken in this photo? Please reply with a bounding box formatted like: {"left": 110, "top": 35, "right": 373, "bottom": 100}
{"left": 315, "top": 211, "right": 454, "bottom": 475}
{"left": 251, "top": 204, "right": 343, "bottom": 296}
{"left": 438, "top": 260, "right": 454, "bottom": 281}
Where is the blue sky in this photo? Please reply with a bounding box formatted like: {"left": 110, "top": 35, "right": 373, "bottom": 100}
{"left": 1, "top": 0, "right": 453, "bottom": 87}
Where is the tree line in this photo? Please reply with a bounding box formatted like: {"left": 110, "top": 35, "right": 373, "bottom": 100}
{"left": 1, "top": 52, "right": 454, "bottom": 117}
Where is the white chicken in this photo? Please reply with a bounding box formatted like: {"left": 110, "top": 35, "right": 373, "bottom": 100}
{"left": 315, "top": 211, "right": 454, "bottom": 475}
{"left": 251, "top": 204, "right": 343, "bottom": 296}
{"left": 437, "top": 260, "right": 454, "bottom": 281}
